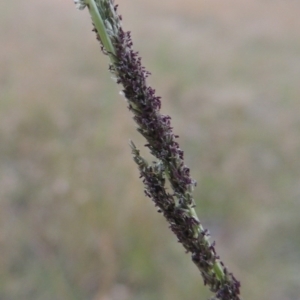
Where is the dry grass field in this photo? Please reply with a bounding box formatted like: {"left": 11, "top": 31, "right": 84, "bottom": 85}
{"left": 1, "top": 0, "right": 300, "bottom": 299}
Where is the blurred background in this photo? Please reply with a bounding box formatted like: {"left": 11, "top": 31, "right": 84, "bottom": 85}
{"left": 1, "top": 0, "right": 300, "bottom": 299}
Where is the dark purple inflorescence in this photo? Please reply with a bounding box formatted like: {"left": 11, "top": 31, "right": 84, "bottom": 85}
{"left": 91, "top": 2, "right": 241, "bottom": 299}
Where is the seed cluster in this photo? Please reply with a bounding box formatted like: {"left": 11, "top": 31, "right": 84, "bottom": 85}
{"left": 80, "top": 1, "right": 242, "bottom": 299}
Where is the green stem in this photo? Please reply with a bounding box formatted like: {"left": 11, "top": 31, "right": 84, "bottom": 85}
{"left": 86, "top": 0, "right": 116, "bottom": 62}
{"left": 189, "top": 206, "right": 225, "bottom": 281}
